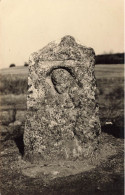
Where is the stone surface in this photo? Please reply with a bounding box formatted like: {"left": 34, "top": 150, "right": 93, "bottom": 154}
{"left": 24, "top": 35, "right": 101, "bottom": 162}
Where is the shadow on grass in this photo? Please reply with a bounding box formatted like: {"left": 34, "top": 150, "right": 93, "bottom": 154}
{"left": 14, "top": 135, "right": 24, "bottom": 156}
{"left": 102, "top": 124, "right": 124, "bottom": 139}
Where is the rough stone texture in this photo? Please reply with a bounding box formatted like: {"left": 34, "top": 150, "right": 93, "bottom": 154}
{"left": 24, "top": 35, "right": 101, "bottom": 162}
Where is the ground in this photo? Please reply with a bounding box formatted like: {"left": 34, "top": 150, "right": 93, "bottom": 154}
{"left": 0, "top": 133, "right": 124, "bottom": 195}
{"left": 0, "top": 64, "right": 124, "bottom": 194}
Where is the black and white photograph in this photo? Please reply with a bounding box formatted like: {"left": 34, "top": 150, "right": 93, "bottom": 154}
{"left": 0, "top": 0, "right": 124, "bottom": 194}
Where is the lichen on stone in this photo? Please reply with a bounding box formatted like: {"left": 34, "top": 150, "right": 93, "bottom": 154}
{"left": 24, "top": 35, "right": 101, "bottom": 163}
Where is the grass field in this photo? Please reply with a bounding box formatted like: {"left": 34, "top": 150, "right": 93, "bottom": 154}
{"left": 0, "top": 65, "right": 124, "bottom": 194}
{"left": 0, "top": 66, "right": 29, "bottom": 75}
{"left": 0, "top": 64, "right": 124, "bottom": 77}
{"left": 0, "top": 64, "right": 124, "bottom": 127}
{"left": 95, "top": 64, "right": 124, "bottom": 78}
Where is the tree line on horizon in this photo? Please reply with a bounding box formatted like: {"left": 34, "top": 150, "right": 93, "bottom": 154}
{"left": 95, "top": 53, "right": 124, "bottom": 64}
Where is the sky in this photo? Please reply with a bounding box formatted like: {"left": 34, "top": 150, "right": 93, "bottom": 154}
{"left": 0, "top": 0, "right": 124, "bottom": 68}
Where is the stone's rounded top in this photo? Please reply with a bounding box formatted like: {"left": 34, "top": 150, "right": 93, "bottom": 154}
{"left": 59, "top": 35, "right": 77, "bottom": 47}
{"left": 31, "top": 35, "right": 95, "bottom": 62}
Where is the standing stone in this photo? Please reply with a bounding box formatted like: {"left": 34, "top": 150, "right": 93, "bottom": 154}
{"left": 24, "top": 35, "right": 101, "bottom": 162}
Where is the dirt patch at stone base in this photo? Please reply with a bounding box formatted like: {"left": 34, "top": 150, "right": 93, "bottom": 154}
{"left": 0, "top": 132, "right": 124, "bottom": 195}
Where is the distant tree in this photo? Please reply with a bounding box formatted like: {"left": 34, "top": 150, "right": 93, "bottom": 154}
{"left": 95, "top": 52, "right": 124, "bottom": 64}
{"left": 24, "top": 62, "right": 29, "bottom": 67}
{"left": 109, "top": 50, "right": 114, "bottom": 54}
{"left": 9, "top": 64, "right": 16, "bottom": 68}
{"left": 103, "top": 51, "right": 107, "bottom": 55}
